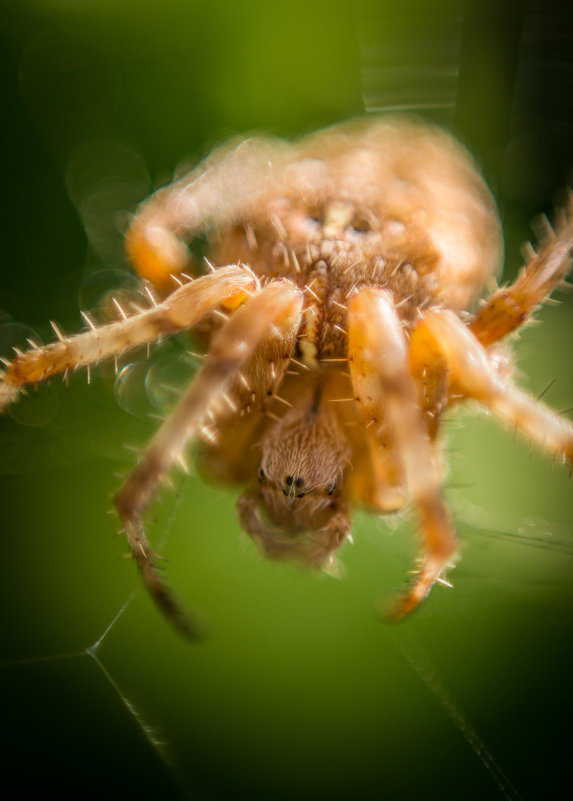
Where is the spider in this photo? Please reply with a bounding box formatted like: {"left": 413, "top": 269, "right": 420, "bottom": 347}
{"left": 1, "top": 117, "right": 572, "bottom": 639}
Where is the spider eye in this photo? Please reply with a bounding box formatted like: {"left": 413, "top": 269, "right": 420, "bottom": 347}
{"left": 283, "top": 476, "right": 305, "bottom": 497}
{"left": 258, "top": 467, "right": 266, "bottom": 484}
{"left": 351, "top": 216, "right": 371, "bottom": 234}
{"left": 327, "top": 483, "right": 336, "bottom": 496}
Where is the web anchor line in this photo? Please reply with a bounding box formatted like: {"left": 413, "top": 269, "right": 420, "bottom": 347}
{"left": 0, "top": 475, "right": 193, "bottom": 780}
{"left": 387, "top": 625, "right": 523, "bottom": 801}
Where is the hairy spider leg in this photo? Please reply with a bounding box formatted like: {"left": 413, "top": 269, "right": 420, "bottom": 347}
{"left": 126, "top": 138, "right": 289, "bottom": 289}
{"left": 115, "top": 281, "right": 304, "bottom": 638}
{"left": 410, "top": 310, "right": 573, "bottom": 464}
{"left": 348, "top": 289, "right": 458, "bottom": 619}
{"left": 0, "top": 266, "right": 257, "bottom": 411}
{"left": 469, "top": 197, "right": 573, "bottom": 346}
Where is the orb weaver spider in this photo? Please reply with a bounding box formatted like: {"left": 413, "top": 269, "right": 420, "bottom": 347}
{"left": 1, "top": 117, "right": 572, "bottom": 639}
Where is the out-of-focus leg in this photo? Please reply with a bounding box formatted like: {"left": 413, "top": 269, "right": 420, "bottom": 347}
{"left": 470, "top": 199, "right": 573, "bottom": 346}
{"left": 126, "top": 137, "right": 287, "bottom": 289}
{"left": 115, "top": 282, "right": 303, "bottom": 638}
{"left": 0, "top": 265, "right": 257, "bottom": 411}
{"left": 348, "top": 288, "right": 458, "bottom": 619}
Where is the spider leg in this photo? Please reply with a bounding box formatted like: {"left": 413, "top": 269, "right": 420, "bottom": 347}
{"left": 114, "top": 282, "right": 303, "bottom": 639}
{"left": 126, "top": 137, "right": 289, "bottom": 289}
{"left": 411, "top": 309, "right": 573, "bottom": 463}
{"left": 470, "top": 197, "right": 573, "bottom": 346}
{"left": 347, "top": 288, "right": 458, "bottom": 619}
{"left": 0, "top": 265, "right": 257, "bottom": 411}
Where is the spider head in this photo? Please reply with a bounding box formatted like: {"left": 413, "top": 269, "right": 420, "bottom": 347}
{"left": 236, "top": 392, "right": 352, "bottom": 568}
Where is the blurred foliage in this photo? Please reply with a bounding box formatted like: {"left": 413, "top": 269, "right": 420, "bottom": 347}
{"left": 0, "top": 1, "right": 572, "bottom": 800}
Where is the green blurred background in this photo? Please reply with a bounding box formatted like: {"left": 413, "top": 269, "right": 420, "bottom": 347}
{"left": 1, "top": 1, "right": 572, "bottom": 799}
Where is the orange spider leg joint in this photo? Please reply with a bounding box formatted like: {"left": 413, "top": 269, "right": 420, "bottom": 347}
{"left": 126, "top": 221, "right": 192, "bottom": 291}
{"left": 165, "top": 267, "right": 259, "bottom": 328}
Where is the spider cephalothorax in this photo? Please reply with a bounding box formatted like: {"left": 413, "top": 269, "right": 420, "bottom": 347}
{"left": 1, "top": 117, "right": 572, "bottom": 638}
